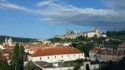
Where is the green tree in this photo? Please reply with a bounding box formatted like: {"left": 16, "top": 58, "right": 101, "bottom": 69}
{"left": 25, "top": 61, "right": 36, "bottom": 70}
{"left": 11, "top": 43, "right": 24, "bottom": 70}
{"left": 0, "top": 60, "right": 10, "bottom": 70}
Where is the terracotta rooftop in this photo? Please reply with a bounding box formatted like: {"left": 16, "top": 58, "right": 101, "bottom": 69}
{"left": 0, "top": 56, "right": 7, "bottom": 60}
{"left": 119, "top": 42, "right": 125, "bottom": 47}
{"left": 4, "top": 45, "right": 14, "bottom": 49}
{"left": 31, "top": 47, "right": 83, "bottom": 57}
{"left": 90, "top": 47, "right": 102, "bottom": 52}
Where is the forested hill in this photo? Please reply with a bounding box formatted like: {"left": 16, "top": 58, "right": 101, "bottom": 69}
{"left": 0, "top": 35, "right": 37, "bottom": 44}
{"left": 106, "top": 30, "right": 125, "bottom": 41}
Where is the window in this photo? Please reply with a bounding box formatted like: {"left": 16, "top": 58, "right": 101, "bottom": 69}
{"left": 40, "top": 57, "right": 41, "bottom": 60}
{"left": 61, "top": 56, "right": 63, "bottom": 58}
{"left": 68, "top": 55, "right": 69, "bottom": 57}
{"left": 74, "top": 54, "right": 75, "bottom": 57}
{"left": 48, "top": 57, "right": 49, "bottom": 59}
{"left": 55, "top": 56, "right": 56, "bottom": 58}
{"left": 82, "top": 54, "right": 83, "bottom": 56}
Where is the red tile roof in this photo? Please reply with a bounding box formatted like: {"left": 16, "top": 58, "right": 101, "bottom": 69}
{"left": 0, "top": 56, "right": 7, "bottom": 60}
{"left": 119, "top": 42, "right": 125, "bottom": 47}
{"left": 31, "top": 47, "right": 82, "bottom": 57}
{"left": 90, "top": 47, "right": 102, "bottom": 52}
{"left": 4, "top": 45, "right": 14, "bottom": 49}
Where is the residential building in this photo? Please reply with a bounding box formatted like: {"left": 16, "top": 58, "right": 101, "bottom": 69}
{"left": 28, "top": 47, "right": 85, "bottom": 63}
{"left": 118, "top": 42, "right": 125, "bottom": 51}
{"left": 89, "top": 47, "right": 125, "bottom": 61}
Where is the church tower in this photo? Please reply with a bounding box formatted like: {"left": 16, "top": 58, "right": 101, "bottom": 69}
{"left": 5, "top": 37, "right": 8, "bottom": 45}
{"left": 66, "top": 28, "right": 74, "bottom": 34}
{"left": 94, "top": 27, "right": 100, "bottom": 37}
{"left": 8, "top": 37, "right": 12, "bottom": 46}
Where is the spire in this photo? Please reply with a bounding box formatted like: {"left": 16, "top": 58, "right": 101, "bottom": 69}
{"left": 8, "top": 37, "right": 12, "bottom": 46}
{"left": 66, "top": 28, "right": 74, "bottom": 34}
{"left": 5, "top": 37, "right": 8, "bottom": 45}
{"left": 66, "top": 28, "right": 70, "bottom": 34}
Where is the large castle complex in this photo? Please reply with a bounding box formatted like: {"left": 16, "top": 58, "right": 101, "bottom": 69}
{"left": 57, "top": 28, "right": 106, "bottom": 39}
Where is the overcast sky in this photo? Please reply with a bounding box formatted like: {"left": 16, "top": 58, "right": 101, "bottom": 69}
{"left": 0, "top": 0, "right": 125, "bottom": 39}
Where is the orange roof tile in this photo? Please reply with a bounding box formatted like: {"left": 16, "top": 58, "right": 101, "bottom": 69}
{"left": 31, "top": 47, "right": 83, "bottom": 57}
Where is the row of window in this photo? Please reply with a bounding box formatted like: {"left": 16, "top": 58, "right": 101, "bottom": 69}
{"left": 39, "top": 54, "right": 83, "bottom": 60}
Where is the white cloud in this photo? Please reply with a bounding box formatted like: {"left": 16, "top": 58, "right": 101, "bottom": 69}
{"left": 37, "top": 0, "right": 55, "bottom": 7}
{"left": 0, "top": 1, "right": 31, "bottom": 12}
{"left": 0, "top": 0, "right": 125, "bottom": 30}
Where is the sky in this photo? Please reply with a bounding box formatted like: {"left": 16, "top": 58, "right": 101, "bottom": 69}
{"left": 0, "top": 0, "right": 125, "bottom": 39}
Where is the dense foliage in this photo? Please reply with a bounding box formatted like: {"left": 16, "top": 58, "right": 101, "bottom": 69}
{"left": 106, "top": 30, "right": 125, "bottom": 41}
{"left": 107, "top": 30, "right": 125, "bottom": 36}
{"left": 0, "top": 60, "right": 10, "bottom": 70}
{"left": 101, "top": 57, "right": 125, "bottom": 70}
{"left": 73, "top": 59, "right": 83, "bottom": 70}
{"left": 25, "top": 61, "right": 36, "bottom": 70}
{"left": 0, "top": 43, "right": 25, "bottom": 70}
{"left": 10, "top": 43, "right": 25, "bottom": 70}
{"left": 48, "top": 37, "right": 72, "bottom": 43}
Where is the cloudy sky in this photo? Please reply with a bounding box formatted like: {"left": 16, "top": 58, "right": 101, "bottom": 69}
{"left": 0, "top": 0, "right": 125, "bottom": 39}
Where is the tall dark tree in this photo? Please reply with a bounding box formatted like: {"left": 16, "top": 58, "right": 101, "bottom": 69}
{"left": 11, "top": 43, "right": 24, "bottom": 70}
{"left": 19, "top": 45, "right": 24, "bottom": 70}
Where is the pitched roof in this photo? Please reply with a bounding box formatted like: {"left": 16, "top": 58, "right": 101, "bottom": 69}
{"left": 119, "top": 42, "right": 125, "bottom": 47}
{"left": 0, "top": 56, "right": 7, "bottom": 60}
{"left": 31, "top": 47, "right": 83, "bottom": 57}
{"left": 4, "top": 45, "right": 14, "bottom": 49}
{"left": 90, "top": 47, "right": 102, "bottom": 52}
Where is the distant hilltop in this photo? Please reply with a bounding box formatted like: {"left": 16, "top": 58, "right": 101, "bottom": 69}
{"left": 56, "top": 28, "right": 107, "bottom": 39}
{"left": 0, "top": 35, "right": 37, "bottom": 44}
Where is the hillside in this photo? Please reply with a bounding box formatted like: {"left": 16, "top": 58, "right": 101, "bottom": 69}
{"left": 48, "top": 30, "right": 125, "bottom": 57}
{"left": 0, "top": 35, "right": 37, "bottom": 44}
{"left": 106, "top": 30, "right": 125, "bottom": 41}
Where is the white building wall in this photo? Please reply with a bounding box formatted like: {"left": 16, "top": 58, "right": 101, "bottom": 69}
{"left": 98, "top": 54, "right": 124, "bottom": 61}
{"left": 29, "top": 53, "right": 84, "bottom": 63}
{"left": 87, "top": 32, "right": 96, "bottom": 38}
{"left": 89, "top": 52, "right": 96, "bottom": 58}
{"left": 0, "top": 45, "right": 5, "bottom": 50}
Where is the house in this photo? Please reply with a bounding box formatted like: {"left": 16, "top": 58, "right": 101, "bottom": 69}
{"left": 118, "top": 42, "right": 125, "bottom": 51}
{"left": 28, "top": 46, "right": 84, "bottom": 63}
{"left": 0, "top": 45, "right": 5, "bottom": 50}
{"left": 0, "top": 50, "right": 13, "bottom": 63}
{"left": 89, "top": 47, "right": 103, "bottom": 59}
{"left": 89, "top": 47, "right": 125, "bottom": 61}
{"left": 97, "top": 49, "right": 124, "bottom": 61}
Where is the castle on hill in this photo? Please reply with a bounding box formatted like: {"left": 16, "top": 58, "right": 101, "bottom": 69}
{"left": 56, "top": 28, "right": 106, "bottom": 39}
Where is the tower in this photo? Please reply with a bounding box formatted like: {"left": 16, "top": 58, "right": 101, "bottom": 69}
{"left": 94, "top": 27, "right": 100, "bottom": 37}
{"left": 5, "top": 37, "right": 8, "bottom": 45}
{"left": 66, "top": 28, "right": 74, "bottom": 34}
{"left": 8, "top": 37, "right": 12, "bottom": 46}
